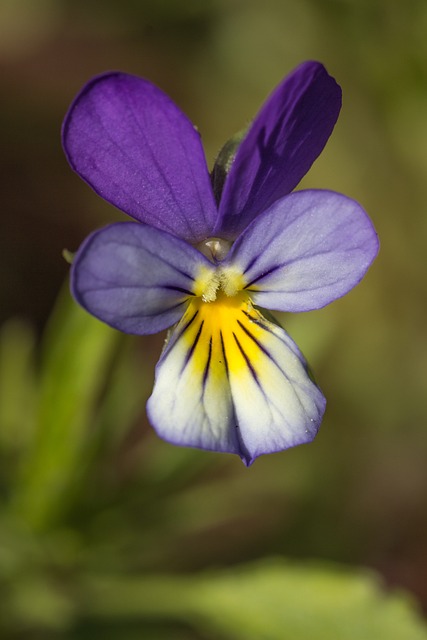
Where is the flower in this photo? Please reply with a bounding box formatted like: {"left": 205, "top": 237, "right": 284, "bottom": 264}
{"left": 63, "top": 61, "right": 378, "bottom": 466}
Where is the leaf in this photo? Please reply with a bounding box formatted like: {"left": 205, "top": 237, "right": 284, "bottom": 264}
{"left": 0, "top": 318, "right": 37, "bottom": 453}
{"left": 12, "top": 284, "right": 120, "bottom": 529}
{"left": 188, "top": 560, "right": 427, "bottom": 640}
{"left": 81, "top": 559, "right": 427, "bottom": 640}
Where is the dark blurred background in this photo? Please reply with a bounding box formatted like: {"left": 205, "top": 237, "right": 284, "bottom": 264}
{"left": 1, "top": 0, "right": 427, "bottom": 638}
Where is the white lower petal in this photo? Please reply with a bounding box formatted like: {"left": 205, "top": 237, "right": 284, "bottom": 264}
{"left": 147, "top": 295, "right": 325, "bottom": 465}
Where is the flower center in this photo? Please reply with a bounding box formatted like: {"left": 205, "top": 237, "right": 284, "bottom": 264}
{"left": 194, "top": 237, "right": 245, "bottom": 303}
{"left": 194, "top": 264, "right": 246, "bottom": 303}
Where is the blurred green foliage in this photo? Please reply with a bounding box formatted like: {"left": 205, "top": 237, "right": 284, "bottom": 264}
{"left": 1, "top": 0, "right": 427, "bottom": 637}
{"left": 1, "top": 292, "right": 426, "bottom": 638}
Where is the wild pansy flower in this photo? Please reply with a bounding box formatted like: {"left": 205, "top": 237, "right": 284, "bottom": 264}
{"left": 63, "top": 61, "right": 378, "bottom": 466}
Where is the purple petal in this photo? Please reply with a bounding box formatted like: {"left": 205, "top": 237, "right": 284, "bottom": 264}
{"left": 63, "top": 72, "right": 218, "bottom": 243}
{"left": 216, "top": 61, "right": 342, "bottom": 238}
{"left": 226, "top": 190, "right": 379, "bottom": 312}
{"left": 71, "top": 222, "right": 215, "bottom": 335}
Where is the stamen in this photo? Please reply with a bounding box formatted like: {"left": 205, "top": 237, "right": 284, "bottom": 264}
{"left": 202, "top": 273, "right": 220, "bottom": 302}
{"left": 196, "top": 267, "right": 246, "bottom": 302}
{"left": 219, "top": 266, "right": 245, "bottom": 297}
{"left": 194, "top": 247, "right": 247, "bottom": 302}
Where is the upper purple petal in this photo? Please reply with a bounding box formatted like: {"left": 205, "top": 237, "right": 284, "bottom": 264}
{"left": 226, "top": 189, "right": 379, "bottom": 312}
{"left": 71, "top": 221, "right": 215, "bottom": 335}
{"left": 216, "top": 61, "right": 342, "bottom": 238}
{"left": 62, "top": 72, "right": 218, "bottom": 243}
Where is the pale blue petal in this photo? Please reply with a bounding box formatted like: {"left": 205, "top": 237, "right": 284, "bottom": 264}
{"left": 226, "top": 190, "right": 379, "bottom": 312}
{"left": 71, "top": 222, "right": 215, "bottom": 335}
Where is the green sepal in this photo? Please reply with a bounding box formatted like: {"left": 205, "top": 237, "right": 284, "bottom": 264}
{"left": 210, "top": 127, "right": 248, "bottom": 204}
{"left": 62, "top": 249, "right": 74, "bottom": 264}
